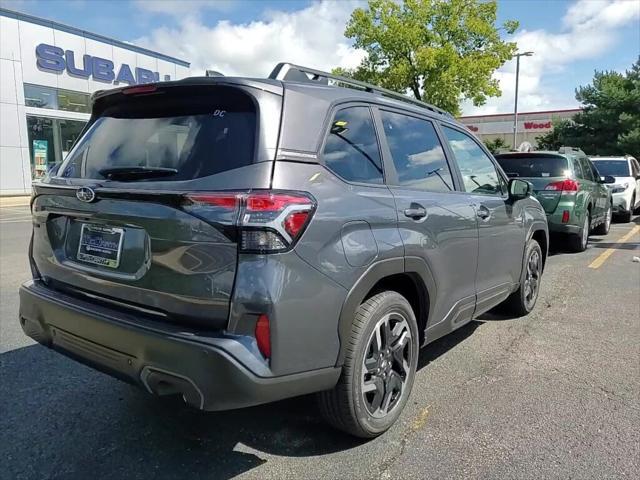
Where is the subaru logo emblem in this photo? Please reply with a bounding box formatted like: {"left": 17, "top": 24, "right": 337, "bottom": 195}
{"left": 76, "top": 186, "right": 96, "bottom": 203}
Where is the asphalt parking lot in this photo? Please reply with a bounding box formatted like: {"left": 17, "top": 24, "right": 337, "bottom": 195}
{"left": 1, "top": 201, "right": 638, "bottom": 480}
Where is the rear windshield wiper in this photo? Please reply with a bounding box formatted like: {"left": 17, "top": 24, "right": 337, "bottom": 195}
{"left": 99, "top": 166, "right": 178, "bottom": 181}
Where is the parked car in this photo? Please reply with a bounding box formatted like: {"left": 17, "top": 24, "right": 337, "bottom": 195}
{"left": 19, "top": 63, "right": 549, "bottom": 438}
{"left": 495, "top": 148, "right": 614, "bottom": 252}
{"left": 590, "top": 155, "right": 640, "bottom": 222}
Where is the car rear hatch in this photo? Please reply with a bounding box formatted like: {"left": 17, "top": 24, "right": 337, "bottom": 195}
{"left": 30, "top": 81, "right": 282, "bottom": 330}
{"left": 495, "top": 153, "right": 573, "bottom": 214}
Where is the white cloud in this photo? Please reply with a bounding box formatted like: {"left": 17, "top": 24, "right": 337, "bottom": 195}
{"left": 462, "top": 0, "right": 640, "bottom": 116}
{"left": 134, "top": 0, "right": 365, "bottom": 78}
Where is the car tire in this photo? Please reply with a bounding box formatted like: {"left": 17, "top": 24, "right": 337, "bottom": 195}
{"left": 619, "top": 209, "right": 632, "bottom": 223}
{"left": 569, "top": 211, "right": 590, "bottom": 252}
{"left": 593, "top": 202, "right": 612, "bottom": 235}
{"left": 318, "top": 291, "right": 419, "bottom": 438}
{"left": 632, "top": 193, "right": 639, "bottom": 215}
{"left": 501, "top": 239, "right": 543, "bottom": 316}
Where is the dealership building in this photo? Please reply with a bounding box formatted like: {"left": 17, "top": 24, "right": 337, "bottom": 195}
{"left": 0, "top": 8, "right": 190, "bottom": 195}
{"left": 459, "top": 108, "right": 581, "bottom": 150}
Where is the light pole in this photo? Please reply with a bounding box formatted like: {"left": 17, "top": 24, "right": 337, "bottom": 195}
{"left": 513, "top": 51, "right": 533, "bottom": 149}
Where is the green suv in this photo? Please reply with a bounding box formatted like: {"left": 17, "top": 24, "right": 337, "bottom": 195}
{"left": 495, "top": 148, "right": 613, "bottom": 252}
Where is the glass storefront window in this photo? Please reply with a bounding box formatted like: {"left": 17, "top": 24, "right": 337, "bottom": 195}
{"left": 57, "top": 89, "right": 90, "bottom": 113}
{"left": 24, "top": 84, "right": 58, "bottom": 110}
{"left": 27, "top": 116, "right": 87, "bottom": 180}
{"left": 27, "top": 117, "right": 56, "bottom": 180}
{"left": 24, "top": 84, "right": 90, "bottom": 113}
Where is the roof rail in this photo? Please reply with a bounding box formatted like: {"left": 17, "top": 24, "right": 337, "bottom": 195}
{"left": 269, "top": 62, "right": 453, "bottom": 118}
{"left": 558, "top": 146, "right": 584, "bottom": 154}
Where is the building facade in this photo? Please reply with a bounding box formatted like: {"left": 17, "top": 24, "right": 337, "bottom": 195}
{"left": 459, "top": 108, "right": 581, "bottom": 150}
{"left": 0, "top": 8, "right": 190, "bottom": 195}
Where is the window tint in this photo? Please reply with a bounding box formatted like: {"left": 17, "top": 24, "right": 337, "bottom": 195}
{"left": 380, "top": 110, "right": 453, "bottom": 192}
{"left": 579, "top": 157, "right": 594, "bottom": 181}
{"left": 495, "top": 154, "right": 569, "bottom": 178}
{"left": 323, "top": 107, "right": 384, "bottom": 184}
{"left": 591, "top": 160, "right": 630, "bottom": 177}
{"left": 59, "top": 87, "right": 256, "bottom": 181}
{"left": 442, "top": 126, "right": 503, "bottom": 195}
{"left": 571, "top": 157, "right": 583, "bottom": 178}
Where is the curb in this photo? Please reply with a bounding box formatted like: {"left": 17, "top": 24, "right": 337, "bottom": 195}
{"left": 0, "top": 196, "right": 31, "bottom": 207}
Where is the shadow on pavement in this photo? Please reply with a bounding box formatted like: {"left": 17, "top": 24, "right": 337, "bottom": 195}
{"left": 1, "top": 321, "right": 480, "bottom": 479}
{"left": 0, "top": 345, "right": 360, "bottom": 479}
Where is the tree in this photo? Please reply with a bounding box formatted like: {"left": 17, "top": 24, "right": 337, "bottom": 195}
{"left": 336, "top": 0, "right": 519, "bottom": 115}
{"left": 535, "top": 120, "right": 571, "bottom": 151}
{"left": 483, "top": 137, "right": 510, "bottom": 154}
{"left": 536, "top": 58, "right": 640, "bottom": 155}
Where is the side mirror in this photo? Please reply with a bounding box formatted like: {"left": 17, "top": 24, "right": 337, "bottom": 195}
{"left": 508, "top": 178, "right": 531, "bottom": 201}
{"left": 600, "top": 175, "right": 616, "bottom": 184}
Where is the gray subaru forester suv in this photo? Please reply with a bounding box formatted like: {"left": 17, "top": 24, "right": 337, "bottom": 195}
{"left": 20, "top": 63, "right": 548, "bottom": 438}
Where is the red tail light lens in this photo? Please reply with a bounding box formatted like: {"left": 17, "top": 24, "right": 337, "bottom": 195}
{"left": 562, "top": 210, "right": 570, "bottom": 223}
{"left": 255, "top": 314, "right": 271, "bottom": 359}
{"left": 183, "top": 190, "right": 315, "bottom": 253}
{"left": 544, "top": 179, "right": 579, "bottom": 192}
{"left": 122, "top": 85, "right": 158, "bottom": 95}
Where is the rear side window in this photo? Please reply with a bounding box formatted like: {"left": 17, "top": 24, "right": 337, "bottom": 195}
{"left": 380, "top": 110, "right": 453, "bottom": 192}
{"left": 579, "top": 157, "right": 595, "bottom": 181}
{"left": 322, "top": 106, "right": 384, "bottom": 184}
{"left": 442, "top": 126, "right": 504, "bottom": 195}
{"left": 59, "top": 87, "right": 256, "bottom": 181}
{"left": 494, "top": 154, "right": 569, "bottom": 178}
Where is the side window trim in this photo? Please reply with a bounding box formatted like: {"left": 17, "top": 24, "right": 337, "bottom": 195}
{"left": 438, "top": 122, "right": 509, "bottom": 197}
{"left": 318, "top": 102, "right": 387, "bottom": 188}
{"left": 371, "top": 106, "right": 462, "bottom": 192}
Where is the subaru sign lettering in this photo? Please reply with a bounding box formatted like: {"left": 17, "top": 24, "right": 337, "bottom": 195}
{"left": 35, "top": 43, "right": 170, "bottom": 85}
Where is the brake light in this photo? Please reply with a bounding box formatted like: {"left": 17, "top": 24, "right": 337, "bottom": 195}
{"left": 562, "top": 210, "right": 570, "bottom": 223}
{"left": 544, "top": 179, "right": 579, "bottom": 192}
{"left": 122, "top": 85, "right": 158, "bottom": 95}
{"left": 255, "top": 314, "right": 271, "bottom": 358}
{"left": 183, "top": 190, "right": 315, "bottom": 253}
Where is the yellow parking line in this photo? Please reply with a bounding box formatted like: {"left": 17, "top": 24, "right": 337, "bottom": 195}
{"left": 589, "top": 225, "right": 640, "bottom": 269}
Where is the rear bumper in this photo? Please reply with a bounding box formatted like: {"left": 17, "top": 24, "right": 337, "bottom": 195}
{"left": 19, "top": 280, "right": 340, "bottom": 411}
{"left": 546, "top": 214, "right": 582, "bottom": 235}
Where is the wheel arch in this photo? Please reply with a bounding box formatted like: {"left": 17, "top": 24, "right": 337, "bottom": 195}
{"left": 335, "top": 257, "right": 435, "bottom": 366}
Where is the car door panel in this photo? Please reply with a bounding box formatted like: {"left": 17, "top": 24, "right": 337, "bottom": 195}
{"left": 373, "top": 108, "right": 479, "bottom": 338}
{"left": 440, "top": 124, "right": 526, "bottom": 310}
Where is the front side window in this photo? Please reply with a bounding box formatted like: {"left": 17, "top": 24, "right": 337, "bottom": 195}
{"left": 380, "top": 110, "right": 453, "bottom": 192}
{"left": 322, "top": 106, "right": 384, "bottom": 184}
{"left": 442, "top": 126, "right": 503, "bottom": 195}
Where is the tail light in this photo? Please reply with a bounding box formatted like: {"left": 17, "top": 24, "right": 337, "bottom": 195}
{"left": 255, "top": 314, "right": 271, "bottom": 359}
{"left": 544, "top": 179, "right": 579, "bottom": 193}
{"left": 183, "top": 190, "right": 316, "bottom": 253}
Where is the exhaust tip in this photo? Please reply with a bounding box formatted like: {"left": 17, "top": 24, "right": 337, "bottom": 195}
{"left": 140, "top": 366, "right": 204, "bottom": 409}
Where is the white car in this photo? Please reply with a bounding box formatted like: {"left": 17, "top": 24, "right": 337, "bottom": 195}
{"left": 591, "top": 155, "right": 640, "bottom": 222}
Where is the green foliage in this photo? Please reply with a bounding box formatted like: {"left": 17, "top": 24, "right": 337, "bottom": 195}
{"left": 338, "top": 0, "right": 519, "bottom": 115}
{"left": 535, "top": 120, "right": 571, "bottom": 151}
{"left": 483, "top": 137, "right": 510, "bottom": 154}
{"left": 536, "top": 58, "right": 640, "bottom": 156}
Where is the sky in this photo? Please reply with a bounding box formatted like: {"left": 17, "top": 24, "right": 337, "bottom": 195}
{"left": 1, "top": 0, "right": 638, "bottom": 116}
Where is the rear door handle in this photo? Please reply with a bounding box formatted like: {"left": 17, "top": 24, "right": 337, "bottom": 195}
{"left": 476, "top": 205, "right": 491, "bottom": 220}
{"left": 404, "top": 204, "right": 427, "bottom": 220}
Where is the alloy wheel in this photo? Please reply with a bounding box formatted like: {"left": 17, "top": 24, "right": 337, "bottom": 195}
{"left": 523, "top": 249, "right": 542, "bottom": 309}
{"left": 361, "top": 312, "right": 413, "bottom": 418}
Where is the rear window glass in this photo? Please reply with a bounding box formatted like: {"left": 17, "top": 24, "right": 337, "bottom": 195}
{"left": 494, "top": 154, "right": 569, "bottom": 178}
{"left": 591, "top": 160, "right": 630, "bottom": 177}
{"left": 59, "top": 87, "right": 256, "bottom": 181}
